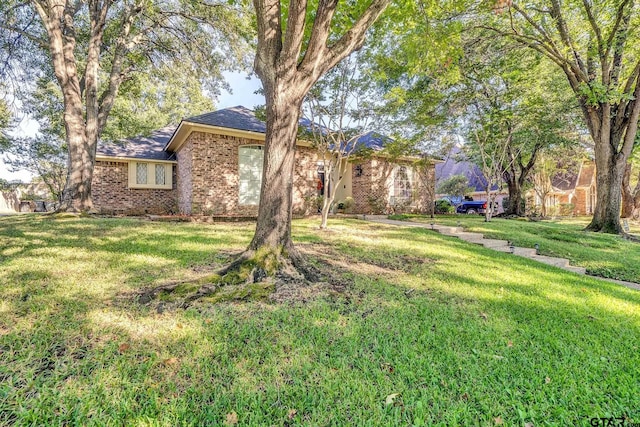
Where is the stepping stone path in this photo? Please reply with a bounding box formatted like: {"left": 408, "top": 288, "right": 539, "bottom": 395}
{"left": 364, "top": 216, "right": 640, "bottom": 292}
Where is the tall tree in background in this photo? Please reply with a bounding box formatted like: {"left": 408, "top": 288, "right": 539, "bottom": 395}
{"left": 363, "top": 0, "right": 468, "bottom": 152}
{"left": 458, "top": 30, "right": 579, "bottom": 216}
{"left": 0, "top": 0, "right": 249, "bottom": 212}
{"left": 3, "top": 136, "right": 67, "bottom": 202}
{"left": 249, "top": 0, "right": 390, "bottom": 257}
{"left": 436, "top": 174, "right": 473, "bottom": 202}
{"left": 485, "top": 0, "right": 640, "bottom": 233}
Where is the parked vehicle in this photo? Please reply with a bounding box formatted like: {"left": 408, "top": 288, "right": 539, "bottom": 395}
{"left": 456, "top": 200, "right": 498, "bottom": 215}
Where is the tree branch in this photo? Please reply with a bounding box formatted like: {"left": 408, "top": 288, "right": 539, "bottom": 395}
{"left": 252, "top": 0, "right": 282, "bottom": 85}
{"left": 299, "top": 0, "right": 390, "bottom": 86}
{"left": 281, "top": 0, "right": 308, "bottom": 66}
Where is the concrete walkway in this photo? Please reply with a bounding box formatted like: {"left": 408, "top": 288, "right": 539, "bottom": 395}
{"left": 365, "top": 216, "right": 640, "bottom": 292}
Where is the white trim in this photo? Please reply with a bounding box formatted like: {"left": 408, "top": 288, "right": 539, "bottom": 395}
{"left": 127, "top": 161, "right": 173, "bottom": 190}
{"left": 96, "top": 155, "right": 177, "bottom": 164}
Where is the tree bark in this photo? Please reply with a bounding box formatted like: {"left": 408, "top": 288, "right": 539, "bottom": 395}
{"left": 249, "top": 92, "right": 303, "bottom": 252}
{"left": 250, "top": 0, "right": 390, "bottom": 256}
{"left": 588, "top": 133, "right": 626, "bottom": 233}
{"left": 505, "top": 179, "right": 524, "bottom": 216}
{"left": 33, "top": 0, "right": 95, "bottom": 212}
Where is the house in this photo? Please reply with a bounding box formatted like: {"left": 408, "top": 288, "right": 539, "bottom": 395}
{"left": 1, "top": 181, "right": 53, "bottom": 213}
{"left": 526, "top": 160, "right": 597, "bottom": 216}
{"left": 93, "top": 106, "right": 436, "bottom": 217}
{"left": 435, "top": 146, "right": 507, "bottom": 213}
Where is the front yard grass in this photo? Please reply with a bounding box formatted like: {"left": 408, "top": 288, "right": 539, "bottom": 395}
{"left": 1, "top": 215, "right": 639, "bottom": 426}
{"left": 390, "top": 215, "right": 640, "bottom": 284}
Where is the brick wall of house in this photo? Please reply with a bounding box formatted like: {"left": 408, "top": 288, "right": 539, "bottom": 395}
{"left": 351, "top": 159, "right": 375, "bottom": 213}
{"left": 351, "top": 158, "right": 435, "bottom": 214}
{"left": 176, "top": 132, "right": 320, "bottom": 217}
{"left": 574, "top": 188, "right": 588, "bottom": 215}
{"left": 93, "top": 160, "right": 177, "bottom": 215}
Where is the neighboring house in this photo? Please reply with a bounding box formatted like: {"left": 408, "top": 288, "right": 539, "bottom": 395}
{"left": 435, "top": 146, "right": 507, "bottom": 213}
{"left": 93, "top": 106, "right": 436, "bottom": 217}
{"left": 526, "top": 160, "right": 597, "bottom": 216}
{"left": 1, "top": 181, "right": 54, "bottom": 213}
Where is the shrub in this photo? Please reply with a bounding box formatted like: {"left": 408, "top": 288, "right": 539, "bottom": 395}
{"left": 559, "top": 203, "right": 575, "bottom": 216}
{"left": 434, "top": 199, "right": 454, "bottom": 214}
{"left": 342, "top": 197, "right": 354, "bottom": 213}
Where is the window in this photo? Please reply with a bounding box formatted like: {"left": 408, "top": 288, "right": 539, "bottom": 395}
{"left": 136, "top": 163, "right": 148, "bottom": 185}
{"left": 390, "top": 165, "right": 413, "bottom": 205}
{"left": 238, "top": 145, "right": 264, "bottom": 205}
{"left": 128, "top": 162, "right": 173, "bottom": 189}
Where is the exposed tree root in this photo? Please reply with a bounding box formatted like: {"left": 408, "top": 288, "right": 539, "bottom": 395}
{"left": 623, "top": 232, "right": 640, "bottom": 243}
{"left": 138, "top": 246, "right": 333, "bottom": 309}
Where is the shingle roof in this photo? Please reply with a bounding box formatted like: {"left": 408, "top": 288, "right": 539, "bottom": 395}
{"left": 551, "top": 170, "right": 578, "bottom": 191}
{"left": 184, "top": 107, "right": 394, "bottom": 151}
{"left": 435, "top": 146, "right": 496, "bottom": 192}
{"left": 549, "top": 158, "right": 583, "bottom": 191}
{"left": 576, "top": 162, "right": 595, "bottom": 187}
{"left": 184, "top": 105, "right": 267, "bottom": 133}
{"left": 354, "top": 131, "right": 390, "bottom": 151}
{"left": 99, "top": 106, "right": 398, "bottom": 160}
{"left": 97, "top": 126, "right": 176, "bottom": 161}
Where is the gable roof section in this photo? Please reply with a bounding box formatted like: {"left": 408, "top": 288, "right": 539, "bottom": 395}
{"left": 184, "top": 106, "right": 267, "bottom": 133}
{"left": 551, "top": 170, "right": 578, "bottom": 191}
{"left": 435, "top": 146, "right": 496, "bottom": 193}
{"left": 549, "top": 158, "right": 588, "bottom": 192}
{"left": 164, "top": 106, "right": 401, "bottom": 154}
{"left": 97, "top": 126, "right": 177, "bottom": 161}
{"left": 576, "top": 162, "right": 596, "bottom": 187}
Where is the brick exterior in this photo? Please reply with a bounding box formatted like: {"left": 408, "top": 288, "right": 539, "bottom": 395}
{"left": 175, "top": 132, "right": 321, "bottom": 217}
{"left": 94, "top": 133, "right": 436, "bottom": 218}
{"left": 93, "top": 160, "right": 177, "bottom": 215}
{"left": 351, "top": 158, "right": 435, "bottom": 214}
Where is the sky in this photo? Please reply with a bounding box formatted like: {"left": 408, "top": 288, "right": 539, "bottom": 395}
{"left": 0, "top": 71, "right": 264, "bottom": 182}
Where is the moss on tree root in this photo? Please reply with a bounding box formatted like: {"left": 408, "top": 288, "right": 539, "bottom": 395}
{"left": 140, "top": 246, "right": 303, "bottom": 307}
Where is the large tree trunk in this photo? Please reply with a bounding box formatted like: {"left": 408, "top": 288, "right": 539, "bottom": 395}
{"left": 504, "top": 179, "right": 524, "bottom": 216}
{"left": 249, "top": 93, "right": 303, "bottom": 252}
{"left": 587, "top": 136, "right": 626, "bottom": 233}
{"left": 61, "top": 125, "right": 95, "bottom": 212}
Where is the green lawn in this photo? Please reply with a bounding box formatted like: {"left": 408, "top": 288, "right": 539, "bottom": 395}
{"left": 389, "top": 215, "right": 640, "bottom": 284}
{"left": 1, "top": 214, "right": 639, "bottom": 426}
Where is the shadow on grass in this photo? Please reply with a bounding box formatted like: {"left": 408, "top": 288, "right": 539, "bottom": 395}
{"left": 1, "top": 216, "right": 639, "bottom": 425}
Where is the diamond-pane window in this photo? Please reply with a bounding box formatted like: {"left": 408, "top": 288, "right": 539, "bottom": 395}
{"left": 136, "top": 163, "right": 148, "bottom": 184}
{"left": 155, "top": 164, "right": 165, "bottom": 185}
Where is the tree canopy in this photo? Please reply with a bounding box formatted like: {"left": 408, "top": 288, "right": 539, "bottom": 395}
{"left": 0, "top": 0, "right": 252, "bottom": 211}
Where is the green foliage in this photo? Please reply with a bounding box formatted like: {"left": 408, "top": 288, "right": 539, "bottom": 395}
{"left": 0, "top": 99, "right": 10, "bottom": 148}
{"left": 362, "top": 1, "right": 470, "bottom": 149}
{"left": 436, "top": 174, "right": 473, "bottom": 199}
{"left": 434, "top": 199, "right": 455, "bottom": 214}
{"left": 2, "top": 136, "right": 67, "bottom": 201}
{"left": 0, "top": 0, "right": 254, "bottom": 143}
{"left": 0, "top": 216, "right": 638, "bottom": 425}
{"left": 101, "top": 64, "right": 216, "bottom": 141}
